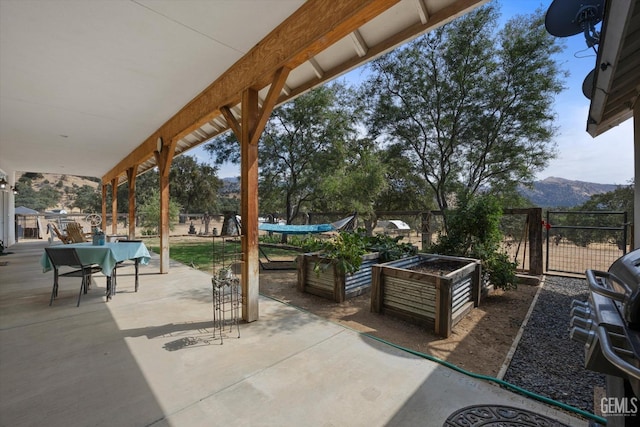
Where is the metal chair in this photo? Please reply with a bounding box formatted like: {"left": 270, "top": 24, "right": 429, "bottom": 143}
{"left": 112, "top": 239, "right": 143, "bottom": 293}
{"left": 45, "top": 247, "right": 102, "bottom": 307}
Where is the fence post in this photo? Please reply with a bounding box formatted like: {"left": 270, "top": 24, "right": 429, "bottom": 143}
{"left": 528, "top": 208, "right": 543, "bottom": 275}
{"left": 421, "top": 211, "right": 432, "bottom": 250}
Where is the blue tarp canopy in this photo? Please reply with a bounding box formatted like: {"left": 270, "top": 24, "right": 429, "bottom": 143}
{"left": 258, "top": 213, "right": 357, "bottom": 235}
{"left": 258, "top": 223, "right": 334, "bottom": 235}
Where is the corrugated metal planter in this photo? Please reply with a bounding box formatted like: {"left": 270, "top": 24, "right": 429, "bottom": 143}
{"left": 370, "top": 254, "right": 481, "bottom": 338}
{"left": 297, "top": 252, "right": 380, "bottom": 303}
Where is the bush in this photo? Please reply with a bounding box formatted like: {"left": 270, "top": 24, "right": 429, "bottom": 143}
{"left": 311, "top": 228, "right": 417, "bottom": 275}
{"left": 432, "top": 194, "right": 517, "bottom": 291}
{"left": 138, "top": 189, "right": 182, "bottom": 235}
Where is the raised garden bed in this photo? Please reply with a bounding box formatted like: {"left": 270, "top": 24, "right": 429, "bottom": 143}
{"left": 370, "top": 254, "right": 481, "bottom": 338}
{"left": 296, "top": 252, "right": 380, "bottom": 303}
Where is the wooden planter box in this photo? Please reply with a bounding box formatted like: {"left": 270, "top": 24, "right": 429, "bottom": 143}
{"left": 297, "top": 252, "right": 380, "bottom": 303}
{"left": 370, "top": 254, "right": 481, "bottom": 338}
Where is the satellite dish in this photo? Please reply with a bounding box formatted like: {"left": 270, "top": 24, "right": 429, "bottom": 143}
{"left": 582, "top": 68, "right": 595, "bottom": 99}
{"left": 545, "top": 0, "right": 604, "bottom": 46}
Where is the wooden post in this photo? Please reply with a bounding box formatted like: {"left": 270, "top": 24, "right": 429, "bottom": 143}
{"left": 472, "top": 261, "right": 481, "bottom": 307}
{"left": 421, "top": 211, "right": 431, "bottom": 249}
{"left": 126, "top": 166, "right": 138, "bottom": 239}
{"left": 370, "top": 265, "right": 382, "bottom": 313}
{"left": 111, "top": 178, "right": 118, "bottom": 235}
{"left": 296, "top": 254, "right": 306, "bottom": 293}
{"left": 335, "top": 264, "right": 346, "bottom": 303}
{"left": 101, "top": 184, "right": 107, "bottom": 234}
{"left": 154, "top": 137, "right": 177, "bottom": 274}
{"left": 223, "top": 67, "right": 290, "bottom": 322}
{"left": 528, "top": 208, "right": 543, "bottom": 275}
{"left": 436, "top": 277, "right": 453, "bottom": 338}
{"left": 434, "top": 277, "right": 442, "bottom": 335}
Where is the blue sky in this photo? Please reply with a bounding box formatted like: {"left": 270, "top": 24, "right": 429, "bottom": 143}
{"left": 190, "top": 0, "right": 633, "bottom": 185}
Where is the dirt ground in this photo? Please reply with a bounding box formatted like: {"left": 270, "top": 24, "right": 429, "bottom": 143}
{"left": 258, "top": 269, "right": 539, "bottom": 377}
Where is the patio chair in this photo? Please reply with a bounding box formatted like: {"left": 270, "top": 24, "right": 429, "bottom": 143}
{"left": 65, "top": 222, "right": 89, "bottom": 243}
{"left": 45, "top": 247, "right": 102, "bottom": 307}
{"left": 112, "top": 239, "right": 143, "bottom": 293}
{"left": 50, "top": 223, "right": 72, "bottom": 244}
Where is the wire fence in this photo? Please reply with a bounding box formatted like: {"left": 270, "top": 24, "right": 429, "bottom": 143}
{"left": 545, "top": 211, "right": 629, "bottom": 275}
{"left": 17, "top": 208, "right": 629, "bottom": 275}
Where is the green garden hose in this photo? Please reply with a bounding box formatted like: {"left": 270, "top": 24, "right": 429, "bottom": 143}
{"left": 260, "top": 292, "right": 607, "bottom": 425}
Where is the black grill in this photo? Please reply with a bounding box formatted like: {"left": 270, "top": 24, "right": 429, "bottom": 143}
{"left": 573, "top": 249, "right": 640, "bottom": 425}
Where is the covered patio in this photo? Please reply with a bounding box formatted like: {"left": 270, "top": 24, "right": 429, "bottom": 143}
{"left": 1, "top": 0, "right": 638, "bottom": 424}
{"left": 0, "top": 240, "right": 584, "bottom": 426}
{"left": 0, "top": 0, "right": 494, "bottom": 324}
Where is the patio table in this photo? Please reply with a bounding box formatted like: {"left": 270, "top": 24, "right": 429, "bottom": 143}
{"left": 41, "top": 241, "right": 151, "bottom": 300}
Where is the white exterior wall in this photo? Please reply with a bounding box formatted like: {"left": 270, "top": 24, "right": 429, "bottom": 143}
{"left": 634, "top": 101, "right": 640, "bottom": 250}
{"left": 0, "top": 168, "right": 16, "bottom": 248}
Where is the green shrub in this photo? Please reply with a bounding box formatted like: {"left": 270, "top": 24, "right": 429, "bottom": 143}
{"left": 138, "top": 189, "right": 182, "bottom": 235}
{"left": 432, "top": 194, "right": 517, "bottom": 291}
{"left": 312, "top": 228, "right": 417, "bottom": 275}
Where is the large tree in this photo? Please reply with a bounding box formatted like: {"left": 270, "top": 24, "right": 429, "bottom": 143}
{"left": 15, "top": 176, "right": 60, "bottom": 211}
{"left": 363, "top": 3, "right": 565, "bottom": 214}
{"left": 374, "top": 143, "right": 434, "bottom": 212}
{"left": 98, "top": 155, "right": 221, "bottom": 215}
{"left": 205, "top": 84, "right": 374, "bottom": 224}
{"left": 72, "top": 184, "right": 101, "bottom": 213}
{"left": 313, "top": 137, "right": 388, "bottom": 218}
{"left": 168, "top": 155, "right": 222, "bottom": 214}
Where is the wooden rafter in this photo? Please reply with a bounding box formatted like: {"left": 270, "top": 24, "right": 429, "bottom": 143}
{"left": 221, "top": 107, "right": 241, "bottom": 137}
{"left": 101, "top": 0, "right": 402, "bottom": 185}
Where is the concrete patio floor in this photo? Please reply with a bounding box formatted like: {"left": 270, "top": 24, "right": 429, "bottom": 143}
{"left": 0, "top": 240, "right": 587, "bottom": 426}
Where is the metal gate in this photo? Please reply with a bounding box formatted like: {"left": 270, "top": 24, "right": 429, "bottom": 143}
{"left": 545, "top": 211, "right": 628, "bottom": 274}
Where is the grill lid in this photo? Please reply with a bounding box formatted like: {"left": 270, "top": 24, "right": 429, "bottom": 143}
{"left": 607, "top": 248, "right": 640, "bottom": 328}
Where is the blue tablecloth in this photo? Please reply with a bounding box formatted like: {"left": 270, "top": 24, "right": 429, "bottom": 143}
{"left": 41, "top": 242, "right": 151, "bottom": 277}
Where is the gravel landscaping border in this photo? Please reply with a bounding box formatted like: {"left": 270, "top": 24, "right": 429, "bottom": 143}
{"left": 502, "top": 275, "right": 605, "bottom": 414}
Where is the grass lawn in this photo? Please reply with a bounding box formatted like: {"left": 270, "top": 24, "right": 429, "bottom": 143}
{"left": 146, "top": 237, "right": 301, "bottom": 274}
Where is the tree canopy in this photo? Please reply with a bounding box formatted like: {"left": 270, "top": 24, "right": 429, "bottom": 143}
{"left": 362, "top": 3, "right": 565, "bottom": 212}
{"left": 168, "top": 155, "right": 222, "bottom": 213}
{"left": 15, "top": 4, "right": 571, "bottom": 221}
{"left": 205, "top": 83, "right": 386, "bottom": 223}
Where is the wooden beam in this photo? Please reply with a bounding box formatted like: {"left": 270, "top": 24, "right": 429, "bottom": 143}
{"left": 102, "top": 0, "right": 401, "bottom": 184}
{"left": 221, "top": 106, "right": 241, "bottom": 137}
{"left": 250, "top": 67, "right": 291, "bottom": 146}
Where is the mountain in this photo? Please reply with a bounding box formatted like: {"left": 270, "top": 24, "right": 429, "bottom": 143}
{"left": 20, "top": 174, "right": 619, "bottom": 210}
{"left": 518, "top": 177, "right": 619, "bottom": 208}
{"left": 219, "top": 177, "right": 240, "bottom": 196}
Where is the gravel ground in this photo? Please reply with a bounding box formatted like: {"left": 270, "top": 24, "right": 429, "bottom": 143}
{"left": 503, "top": 275, "right": 605, "bottom": 414}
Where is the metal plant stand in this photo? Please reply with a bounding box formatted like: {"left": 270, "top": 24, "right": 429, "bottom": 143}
{"left": 211, "top": 269, "right": 241, "bottom": 344}
{"left": 211, "top": 225, "right": 242, "bottom": 344}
